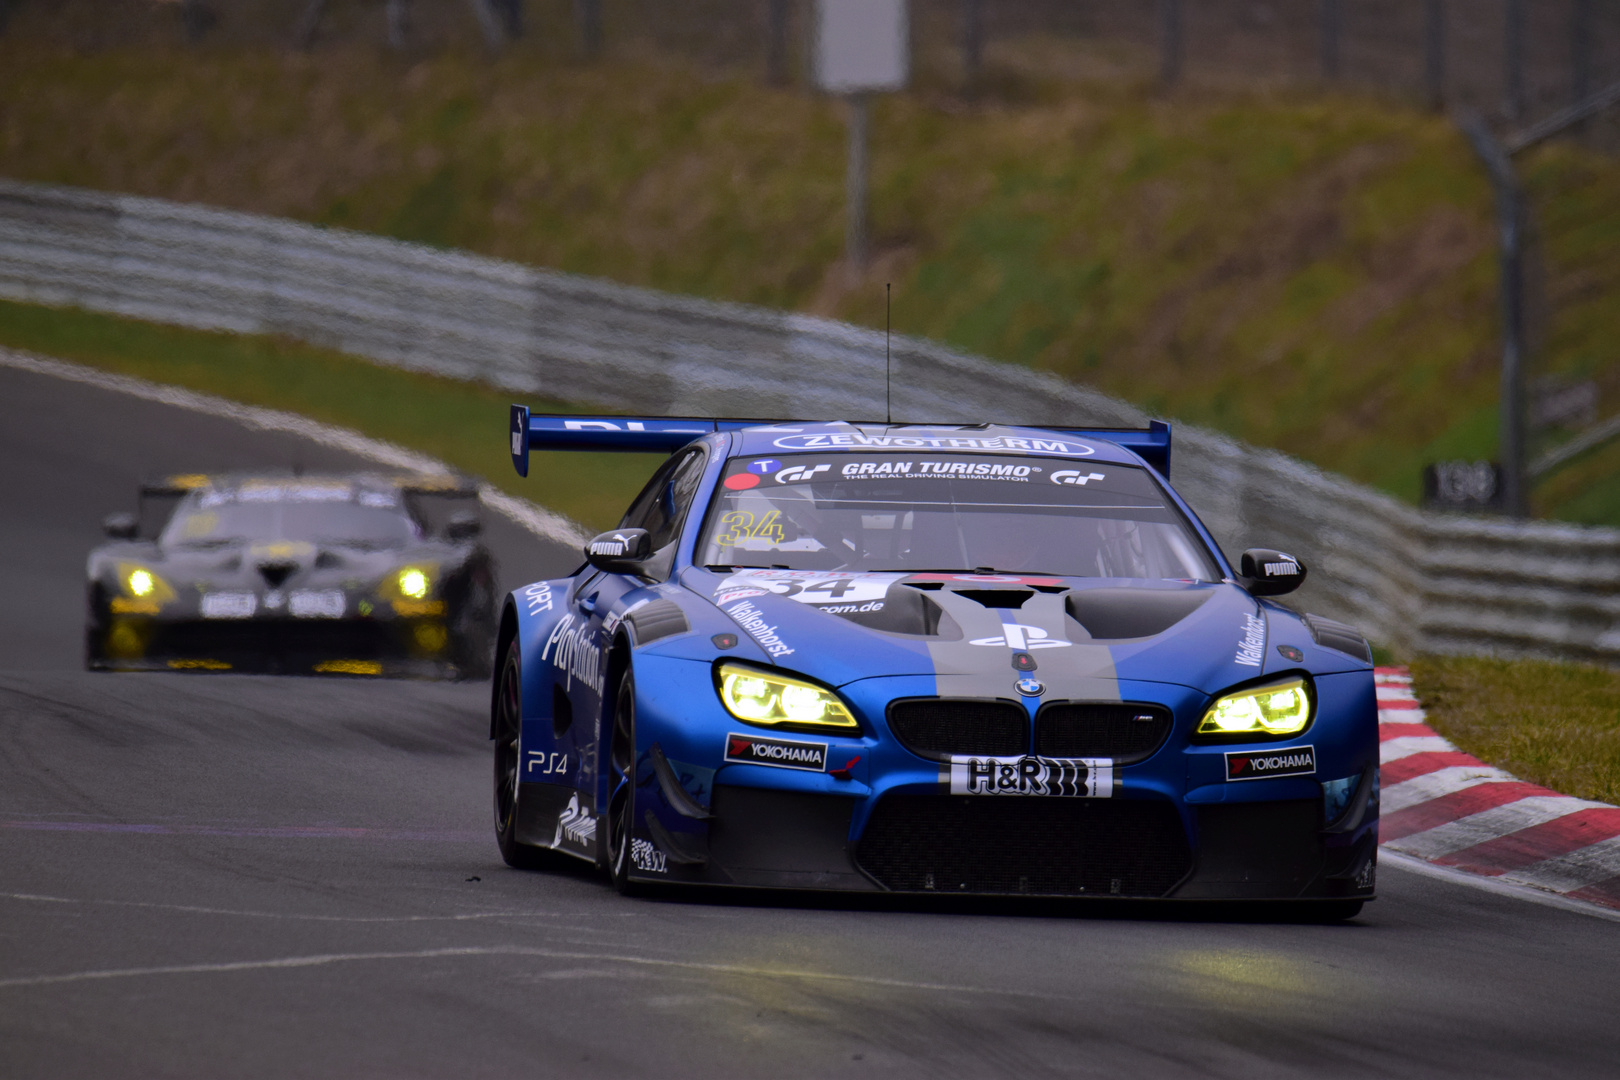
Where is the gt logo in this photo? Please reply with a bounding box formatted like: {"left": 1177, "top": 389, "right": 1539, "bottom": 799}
{"left": 968, "top": 623, "right": 1072, "bottom": 650}
{"left": 775, "top": 464, "right": 832, "bottom": 484}
{"left": 1051, "top": 470, "right": 1106, "bottom": 486}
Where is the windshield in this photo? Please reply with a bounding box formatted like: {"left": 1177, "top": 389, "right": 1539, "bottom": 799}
{"left": 161, "top": 483, "right": 421, "bottom": 548}
{"left": 698, "top": 453, "right": 1218, "bottom": 580}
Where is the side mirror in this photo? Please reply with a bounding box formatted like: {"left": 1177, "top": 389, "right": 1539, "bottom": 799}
{"left": 103, "top": 512, "right": 138, "bottom": 540}
{"left": 584, "top": 528, "right": 653, "bottom": 573}
{"left": 446, "top": 510, "right": 482, "bottom": 541}
{"left": 1239, "top": 548, "right": 1307, "bottom": 596}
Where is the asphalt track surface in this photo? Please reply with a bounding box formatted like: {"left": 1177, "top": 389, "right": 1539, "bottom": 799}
{"left": 3, "top": 363, "right": 1620, "bottom": 1078}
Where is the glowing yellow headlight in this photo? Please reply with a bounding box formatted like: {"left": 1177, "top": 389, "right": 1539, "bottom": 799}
{"left": 398, "top": 568, "right": 430, "bottom": 599}
{"left": 1198, "top": 678, "right": 1312, "bottom": 737}
{"left": 717, "top": 662, "right": 857, "bottom": 730}
{"left": 111, "top": 563, "right": 176, "bottom": 614}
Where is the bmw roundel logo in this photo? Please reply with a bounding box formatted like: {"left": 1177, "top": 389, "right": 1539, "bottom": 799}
{"left": 1016, "top": 677, "right": 1045, "bottom": 697}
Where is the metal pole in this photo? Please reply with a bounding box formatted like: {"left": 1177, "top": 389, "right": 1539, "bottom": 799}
{"left": 1424, "top": 0, "right": 1445, "bottom": 112}
{"left": 387, "top": 0, "right": 409, "bottom": 51}
{"left": 846, "top": 94, "right": 870, "bottom": 271}
{"left": 1321, "top": 0, "right": 1342, "bottom": 81}
{"left": 1160, "top": 0, "right": 1182, "bottom": 86}
{"left": 962, "top": 0, "right": 984, "bottom": 95}
{"left": 1504, "top": 0, "right": 1526, "bottom": 120}
{"left": 1462, "top": 114, "right": 1528, "bottom": 518}
{"left": 574, "top": 0, "right": 602, "bottom": 58}
{"left": 1572, "top": 0, "right": 1593, "bottom": 113}
{"left": 766, "top": 0, "right": 791, "bottom": 86}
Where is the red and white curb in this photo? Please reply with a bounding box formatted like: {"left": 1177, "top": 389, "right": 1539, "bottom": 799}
{"left": 1377, "top": 666, "right": 1620, "bottom": 911}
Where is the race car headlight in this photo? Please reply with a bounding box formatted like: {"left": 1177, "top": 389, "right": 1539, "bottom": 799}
{"left": 111, "top": 562, "right": 176, "bottom": 613}
{"left": 397, "top": 567, "right": 431, "bottom": 599}
{"left": 1197, "top": 677, "right": 1312, "bottom": 738}
{"left": 717, "top": 662, "right": 858, "bottom": 731}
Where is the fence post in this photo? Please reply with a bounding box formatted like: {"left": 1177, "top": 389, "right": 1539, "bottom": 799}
{"left": 846, "top": 93, "right": 870, "bottom": 271}
{"left": 1571, "top": 0, "right": 1593, "bottom": 110}
{"left": 961, "top": 0, "right": 984, "bottom": 95}
{"left": 1504, "top": 0, "right": 1526, "bottom": 120}
{"left": 1320, "top": 0, "right": 1342, "bottom": 80}
{"left": 1159, "top": 0, "right": 1182, "bottom": 86}
{"left": 766, "top": 0, "right": 792, "bottom": 85}
{"left": 574, "top": 0, "right": 602, "bottom": 58}
{"left": 1425, "top": 0, "right": 1445, "bottom": 111}
{"left": 1462, "top": 115, "right": 1529, "bottom": 518}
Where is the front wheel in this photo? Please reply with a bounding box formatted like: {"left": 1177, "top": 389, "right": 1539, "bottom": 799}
{"left": 493, "top": 642, "right": 549, "bottom": 870}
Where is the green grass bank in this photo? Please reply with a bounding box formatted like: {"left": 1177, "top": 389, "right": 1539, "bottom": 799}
{"left": 1411, "top": 656, "right": 1620, "bottom": 806}
{"left": 0, "top": 299, "right": 661, "bottom": 531}
{"left": 3, "top": 42, "right": 1619, "bottom": 522}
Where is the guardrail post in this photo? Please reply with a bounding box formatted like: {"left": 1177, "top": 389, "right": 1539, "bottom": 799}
{"left": 1159, "top": 0, "right": 1182, "bottom": 86}
{"left": 1424, "top": 0, "right": 1445, "bottom": 111}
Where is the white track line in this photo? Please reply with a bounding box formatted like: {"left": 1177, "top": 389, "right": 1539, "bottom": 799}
{"left": 0, "top": 945, "right": 1073, "bottom": 1001}
{"left": 1380, "top": 851, "right": 1620, "bottom": 924}
{"left": 0, "top": 347, "right": 587, "bottom": 548}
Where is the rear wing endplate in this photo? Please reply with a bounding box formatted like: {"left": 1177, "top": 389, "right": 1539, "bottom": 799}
{"left": 508, "top": 406, "right": 1172, "bottom": 479}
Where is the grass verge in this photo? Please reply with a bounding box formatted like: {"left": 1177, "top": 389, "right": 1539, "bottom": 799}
{"left": 0, "top": 298, "right": 663, "bottom": 533}
{"left": 1410, "top": 655, "right": 1620, "bottom": 806}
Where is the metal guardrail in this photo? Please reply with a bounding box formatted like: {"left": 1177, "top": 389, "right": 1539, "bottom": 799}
{"left": 2, "top": 178, "right": 1616, "bottom": 662}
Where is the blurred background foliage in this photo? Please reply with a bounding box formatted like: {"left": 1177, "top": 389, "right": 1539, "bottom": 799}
{"left": 2, "top": 0, "right": 1618, "bottom": 525}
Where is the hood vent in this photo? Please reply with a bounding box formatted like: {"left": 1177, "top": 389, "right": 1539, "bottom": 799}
{"left": 258, "top": 561, "right": 297, "bottom": 589}
{"left": 1066, "top": 588, "right": 1212, "bottom": 640}
{"left": 1302, "top": 613, "right": 1372, "bottom": 663}
{"left": 952, "top": 589, "right": 1034, "bottom": 609}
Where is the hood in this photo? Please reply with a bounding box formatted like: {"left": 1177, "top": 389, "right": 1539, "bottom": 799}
{"left": 683, "top": 567, "right": 1316, "bottom": 698}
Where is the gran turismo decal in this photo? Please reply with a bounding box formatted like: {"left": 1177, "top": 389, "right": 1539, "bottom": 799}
{"left": 1234, "top": 612, "right": 1266, "bottom": 668}
{"left": 945, "top": 755, "right": 1114, "bottom": 797}
{"left": 714, "top": 587, "right": 767, "bottom": 606}
{"left": 774, "top": 463, "right": 832, "bottom": 484}
{"left": 1050, "top": 470, "right": 1106, "bottom": 486}
{"left": 630, "top": 837, "right": 667, "bottom": 873}
{"left": 553, "top": 793, "right": 598, "bottom": 848}
{"left": 834, "top": 460, "right": 1038, "bottom": 480}
{"left": 720, "top": 599, "right": 795, "bottom": 658}
{"left": 724, "top": 733, "right": 828, "bottom": 772}
{"left": 542, "top": 614, "right": 606, "bottom": 695}
{"left": 968, "top": 622, "right": 1072, "bottom": 650}
{"left": 1225, "top": 745, "right": 1316, "bottom": 781}
{"left": 525, "top": 750, "right": 570, "bottom": 778}
{"left": 771, "top": 433, "right": 1094, "bottom": 456}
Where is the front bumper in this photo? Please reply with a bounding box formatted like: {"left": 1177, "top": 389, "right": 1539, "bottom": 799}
{"left": 88, "top": 613, "right": 459, "bottom": 677}
{"left": 527, "top": 656, "right": 1380, "bottom": 900}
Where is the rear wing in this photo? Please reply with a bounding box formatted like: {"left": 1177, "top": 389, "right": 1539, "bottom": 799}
{"left": 508, "top": 406, "right": 1172, "bottom": 479}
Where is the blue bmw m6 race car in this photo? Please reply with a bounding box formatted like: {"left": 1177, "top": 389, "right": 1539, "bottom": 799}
{"left": 492, "top": 409, "right": 1379, "bottom": 917}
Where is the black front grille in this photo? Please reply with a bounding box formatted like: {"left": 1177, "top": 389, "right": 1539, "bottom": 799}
{"left": 152, "top": 619, "right": 393, "bottom": 660}
{"left": 887, "top": 699, "right": 1028, "bottom": 760}
{"left": 855, "top": 795, "right": 1192, "bottom": 897}
{"left": 1035, "top": 703, "right": 1173, "bottom": 764}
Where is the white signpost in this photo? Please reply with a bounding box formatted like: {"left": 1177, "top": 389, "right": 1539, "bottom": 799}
{"left": 813, "top": 0, "right": 909, "bottom": 269}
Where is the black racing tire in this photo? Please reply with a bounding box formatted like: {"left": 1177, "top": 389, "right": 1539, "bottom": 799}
{"left": 493, "top": 641, "right": 550, "bottom": 870}
{"left": 606, "top": 670, "right": 643, "bottom": 896}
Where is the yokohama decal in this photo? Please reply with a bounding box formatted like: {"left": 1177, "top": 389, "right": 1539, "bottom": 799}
{"left": 724, "top": 733, "right": 828, "bottom": 772}
{"left": 1225, "top": 745, "right": 1316, "bottom": 781}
